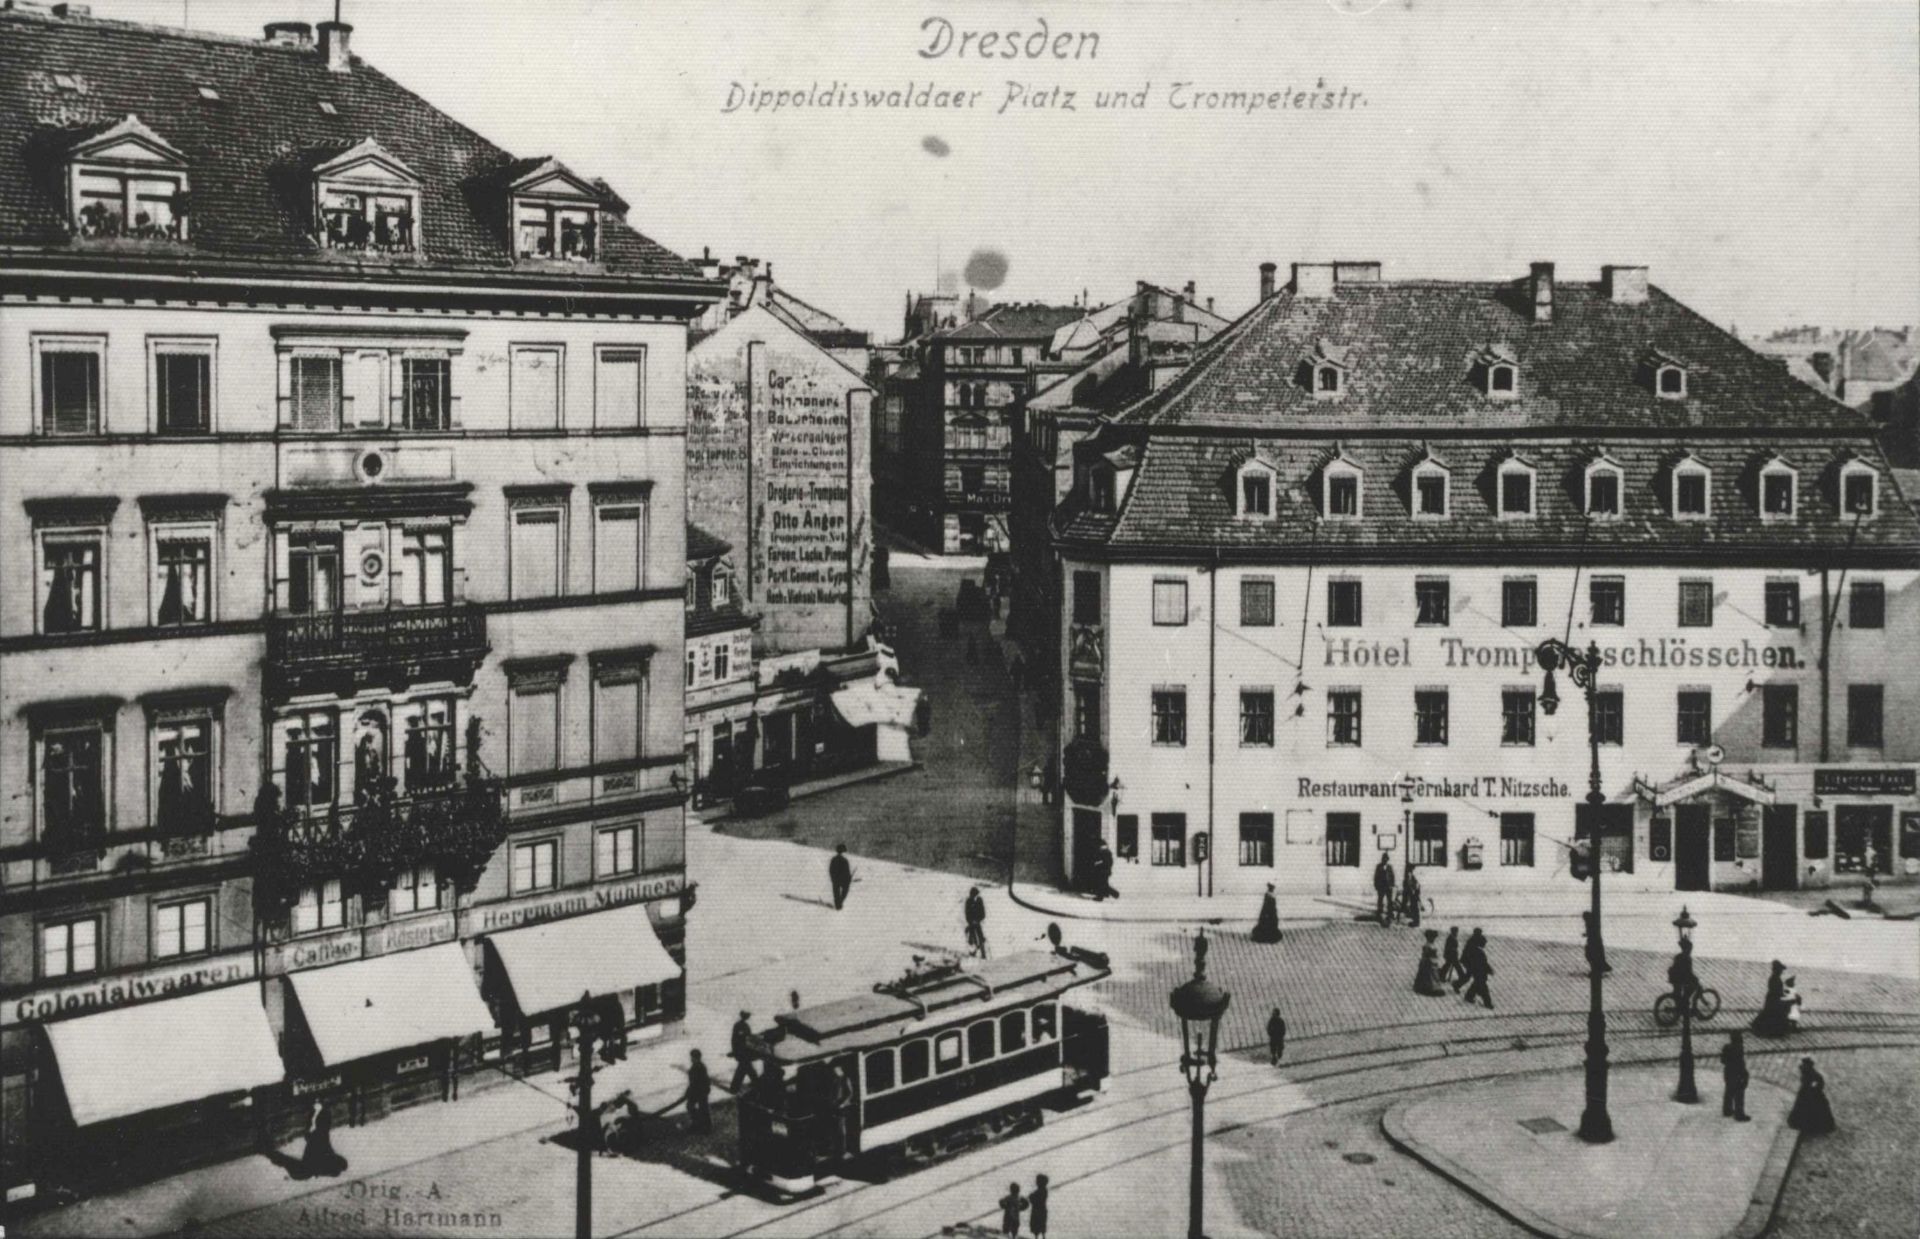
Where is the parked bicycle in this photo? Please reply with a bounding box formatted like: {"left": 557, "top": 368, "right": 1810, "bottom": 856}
{"left": 1653, "top": 985, "right": 1721, "bottom": 1027}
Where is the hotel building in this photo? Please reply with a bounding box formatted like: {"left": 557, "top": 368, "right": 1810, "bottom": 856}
{"left": 1049, "top": 261, "right": 1920, "bottom": 901}
{"left": 0, "top": 7, "right": 714, "bottom": 1201}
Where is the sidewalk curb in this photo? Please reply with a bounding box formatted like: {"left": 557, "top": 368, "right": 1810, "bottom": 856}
{"left": 1380, "top": 1076, "right": 1800, "bottom": 1239}
{"left": 700, "top": 760, "right": 924, "bottom": 825}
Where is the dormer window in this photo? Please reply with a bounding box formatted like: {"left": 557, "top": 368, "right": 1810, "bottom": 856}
{"left": 66, "top": 115, "right": 190, "bottom": 242}
{"left": 1759, "top": 458, "right": 1797, "bottom": 520}
{"left": 1646, "top": 348, "right": 1691, "bottom": 399}
{"left": 1584, "top": 457, "right": 1623, "bottom": 518}
{"left": 1839, "top": 460, "right": 1879, "bottom": 519}
{"left": 1322, "top": 457, "right": 1363, "bottom": 520}
{"left": 1475, "top": 346, "right": 1519, "bottom": 399}
{"left": 1237, "top": 460, "right": 1276, "bottom": 518}
{"left": 1300, "top": 341, "right": 1350, "bottom": 399}
{"left": 712, "top": 565, "right": 731, "bottom": 607}
{"left": 1410, "top": 456, "right": 1450, "bottom": 519}
{"left": 1671, "top": 455, "right": 1711, "bottom": 519}
{"left": 1497, "top": 456, "right": 1536, "bottom": 518}
{"left": 510, "top": 159, "right": 603, "bottom": 262}
{"left": 312, "top": 138, "right": 420, "bottom": 254}
{"left": 1089, "top": 466, "right": 1115, "bottom": 513}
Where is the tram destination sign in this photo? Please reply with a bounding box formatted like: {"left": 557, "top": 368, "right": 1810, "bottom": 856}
{"left": 1814, "top": 768, "right": 1916, "bottom": 797}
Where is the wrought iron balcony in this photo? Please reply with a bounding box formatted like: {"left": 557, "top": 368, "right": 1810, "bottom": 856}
{"left": 250, "top": 772, "right": 507, "bottom": 922}
{"left": 266, "top": 603, "right": 489, "bottom": 695}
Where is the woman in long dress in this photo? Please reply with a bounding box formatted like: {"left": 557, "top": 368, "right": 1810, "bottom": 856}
{"left": 1414, "top": 929, "right": 1446, "bottom": 996}
{"left": 1251, "top": 883, "right": 1283, "bottom": 944}
{"left": 1787, "top": 1057, "right": 1837, "bottom": 1134}
{"left": 299, "top": 1099, "right": 348, "bottom": 1177}
{"left": 1751, "top": 959, "right": 1794, "bottom": 1037}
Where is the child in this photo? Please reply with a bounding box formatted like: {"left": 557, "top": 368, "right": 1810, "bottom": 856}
{"left": 1782, "top": 974, "right": 1804, "bottom": 1027}
{"left": 999, "top": 1182, "right": 1029, "bottom": 1237}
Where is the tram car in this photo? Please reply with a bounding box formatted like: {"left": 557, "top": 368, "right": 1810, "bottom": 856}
{"left": 737, "top": 949, "right": 1110, "bottom": 1196}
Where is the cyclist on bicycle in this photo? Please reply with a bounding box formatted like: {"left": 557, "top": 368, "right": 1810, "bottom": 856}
{"left": 963, "top": 886, "right": 988, "bottom": 958}
{"left": 1668, "top": 937, "right": 1703, "bottom": 1011}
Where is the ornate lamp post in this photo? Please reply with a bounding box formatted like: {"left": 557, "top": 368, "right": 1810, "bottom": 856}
{"left": 1169, "top": 929, "right": 1231, "bottom": 1239}
{"left": 1673, "top": 905, "right": 1699, "bottom": 1103}
{"left": 1536, "top": 637, "right": 1614, "bottom": 1144}
{"left": 1398, "top": 772, "right": 1417, "bottom": 889}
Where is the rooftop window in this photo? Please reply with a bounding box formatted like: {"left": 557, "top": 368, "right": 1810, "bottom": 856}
{"left": 1322, "top": 458, "right": 1362, "bottom": 520}
{"left": 312, "top": 139, "right": 421, "bottom": 254}
{"left": 1237, "top": 461, "right": 1275, "bottom": 518}
{"left": 1671, "top": 456, "right": 1711, "bottom": 519}
{"left": 318, "top": 100, "right": 339, "bottom": 116}
{"left": 1759, "top": 459, "right": 1797, "bottom": 520}
{"left": 1497, "top": 457, "right": 1536, "bottom": 518}
{"left": 1838, "top": 460, "right": 1879, "bottom": 520}
{"left": 66, "top": 115, "right": 191, "bottom": 243}
{"left": 195, "top": 85, "right": 220, "bottom": 102}
{"left": 1299, "top": 341, "right": 1350, "bottom": 400}
{"left": 510, "top": 159, "right": 603, "bottom": 262}
{"left": 1411, "top": 458, "right": 1449, "bottom": 519}
{"left": 1476, "top": 346, "right": 1519, "bottom": 399}
{"left": 1584, "top": 458, "right": 1622, "bottom": 518}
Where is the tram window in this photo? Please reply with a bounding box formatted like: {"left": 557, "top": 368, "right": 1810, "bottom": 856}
{"left": 967, "top": 1020, "right": 996, "bottom": 1064}
{"left": 865, "top": 1049, "right": 895, "bottom": 1094}
{"left": 900, "top": 1040, "right": 930, "bottom": 1085}
{"left": 1001, "top": 1010, "right": 1027, "bottom": 1052}
{"left": 1032, "top": 1003, "right": 1058, "bottom": 1042}
{"left": 934, "top": 1030, "right": 964, "bottom": 1073}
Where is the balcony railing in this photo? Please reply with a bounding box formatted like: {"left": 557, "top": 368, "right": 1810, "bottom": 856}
{"left": 250, "top": 772, "right": 507, "bottom": 923}
{"left": 266, "top": 604, "right": 489, "bottom": 693}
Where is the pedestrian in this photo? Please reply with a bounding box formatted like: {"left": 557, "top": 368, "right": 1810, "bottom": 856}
{"left": 1460, "top": 927, "right": 1494, "bottom": 1009}
{"left": 1414, "top": 929, "right": 1445, "bottom": 996}
{"left": 1720, "top": 1032, "right": 1751, "bottom": 1121}
{"left": 1584, "top": 910, "right": 1611, "bottom": 975}
{"left": 1029, "top": 1174, "right": 1050, "bottom": 1239}
{"left": 1251, "top": 882, "right": 1283, "bottom": 943}
{"left": 684, "top": 1048, "right": 712, "bottom": 1134}
{"left": 1373, "top": 854, "right": 1396, "bottom": 925}
{"left": 830, "top": 1063, "right": 856, "bottom": 1156}
{"left": 1402, "top": 866, "right": 1423, "bottom": 928}
{"left": 1752, "top": 960, "right": 1793, "bottom": 1037}
{"left": 999, "top": 1182, "right": 1028, "bottom": 1237}
{"left": 729, "top": 1010, "right": 759, "bottom": 1093}
{"left": 1438, "top": 926, "right": 1464, "bottom": 987}
{"left": 829, "top": 844, "right": 853, "bottom": 910}
{"left": 1668, "top": 936, "right": 1699, "bottom": 1013}
{"left": 1787, "top": 1056, "right": 1837, "bottom": 1134}
{"left": 1091, "top": 840, "right": 1119, "bottom": 900}
{"left": 299, "top": 1098, "right": 347, "bottom": 1178}
{"left": 965, "top": 886, "right": 989, "bottom": 958}
{"left": 1267, "top": 1006, "right": 1288, "bottom": 1066}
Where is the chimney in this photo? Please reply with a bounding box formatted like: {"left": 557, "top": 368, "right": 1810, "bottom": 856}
{"left": 1602, "top": 265, "right": 1648, "bottom": 305}
{"left": 263, "top": 21, "right": 313, "bottom": 47}
{"left": 1258, "top": 262, "right": 1277, "bottom": 301}
{"left": 699, "top": 247, "right": 722, "bottom": 281}
{"left": 1184, "top": 280, "right": 1197, "bottom": 302}
{"left": 1292, "top": 263, "right": 1336, "bottom": 299}
{"left": 1530, "top": 262, "right": 1555, "bottom": 323}
{"left": 317, "top": 20, "right": 352, "bottom": 71}
{"left": 1206, "top": 297, "right": 1215, "bottom": 314}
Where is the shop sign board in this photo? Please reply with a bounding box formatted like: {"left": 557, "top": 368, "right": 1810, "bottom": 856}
{"left": 467, "top": 873, "right": 685, "bottom": 935}
{"left": 1814, "top": 768, "right": 1916, "bottom": 797}
{"left": 5, "top": 954, "right": 257, "bottom": 1027}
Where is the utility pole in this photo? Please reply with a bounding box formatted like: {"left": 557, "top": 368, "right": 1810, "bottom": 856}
{"left": 567, "top": 992, "right": 625, "bottom": 1239}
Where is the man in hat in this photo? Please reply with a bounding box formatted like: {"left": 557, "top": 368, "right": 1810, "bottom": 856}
{"left": 729, "top": 1011, "right": 759, "bottom": 1093}
{"left": 1373, "top": 854, "right": 1397, "bottom": 925}
{"left": 683, "top": 1048, "right": 712, "bottom": 1133}
{"left": 1720, "top": 1032, "right": 1751, "bottom": 1121}
{"left": 1459, "top": 928, "right": 1494, "bottom": 1008}
{"left": 829, "top": 844, "right": 853, "bottom": 910}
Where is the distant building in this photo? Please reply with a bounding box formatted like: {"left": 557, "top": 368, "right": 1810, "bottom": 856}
{"left": 877, "top": 300, "right": 1086, "bottom": 553}
{"left": 1751, "top": 325, "right": 1917, "bottom": 407}
{"left": 691, "top": 253, "right": 872, "bottom": 374}
{"left": 687, "top": 272, "right": 874, "bottom": 654}
{"left": 1009, "top": 281, "right": 1232, "bottom": 689}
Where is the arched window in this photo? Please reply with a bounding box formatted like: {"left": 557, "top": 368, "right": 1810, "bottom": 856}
{"left": 1758, "top": 458, "right": 1797, "bottom": 520}
{"left": 1497, "top": 457, "right": 1537, "bottom": 518}
{"left": 1323, "top": 459, "right": 1363, "bottom": 519}
{"left": 1671, "top": 455, "right": 1711, "bottom": 519}
{"left": 1584, "top": 457, "right": 1623, "bottom": 518}
{"left": 1238, "top": 461, "right": 1276, "bottom": 518}
{"left": 1838, "top": 459, "right": 1879, "bottom": 519}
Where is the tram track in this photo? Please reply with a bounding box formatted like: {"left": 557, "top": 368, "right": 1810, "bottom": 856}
{"left": 610, "top": 1007, "right": 1920, "bottom": 1239}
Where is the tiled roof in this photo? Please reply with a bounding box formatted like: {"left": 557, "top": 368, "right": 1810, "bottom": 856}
{"left": 687, "top": 604, "right": 756, "bottom": 638}
{"left": 0, "top": 9, "right": 701, "bottom": 283}
{"left": 686, "top": 522, "right": 732, "bottom": 561}
{"left": 1057, "top": 434, "right": 1920, "bottom": 561}
{"left": 1114, "top": 280, "right": 1865, "bottom": 433}
{"left": 943, "top": 303, "right": 1085, "bottom": 341}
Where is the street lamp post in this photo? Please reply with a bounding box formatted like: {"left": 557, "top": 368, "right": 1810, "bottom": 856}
{"left": 1169, "top": 929, "right": 1231, "bottom": 1239}
{"left": 1398, "top": 773, "right": 1416, "bottom": 890}
{"left": 1674, "top": 905, "right": 1699, "bottom": 1104}
{"left": 1536, "top": 637, "right": 1614, "bottom": 1145}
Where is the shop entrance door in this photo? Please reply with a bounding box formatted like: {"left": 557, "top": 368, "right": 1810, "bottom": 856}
{"left": 1762, "top": 805, "right": 1799, "bottom": 890}
{"left": 1836, "top": 805, "right": 1893, "bottom": 875}
{"left": 1674, "top": 804, "right": 1711, "bottom": 891}
{"left": 1072, "top": 809, "right": 1102, "bottom": 889}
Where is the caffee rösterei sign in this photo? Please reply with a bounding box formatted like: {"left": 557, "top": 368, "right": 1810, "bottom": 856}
{"left": 1814, "top": 768, "right": 1917, "bottom": 797}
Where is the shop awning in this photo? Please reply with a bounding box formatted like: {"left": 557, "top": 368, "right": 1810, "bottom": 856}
{"left": 46, "top": 983, "right": 285, "bottom": 1126}
{"left": 287, "top": 943, "right": 493, "bottom": 1068}
{"left": 1640, "top": 768, "right": 1778, "bottom": 808}
{"left": 831, "top": 681, "right": 921, "bottom": 730}
{"left": 485, "top": 903, "right": 681, "bottom": 1018}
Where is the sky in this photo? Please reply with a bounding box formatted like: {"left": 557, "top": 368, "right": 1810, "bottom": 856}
{"left": 83, "top": 0, "right": 1920, "bottom": 341}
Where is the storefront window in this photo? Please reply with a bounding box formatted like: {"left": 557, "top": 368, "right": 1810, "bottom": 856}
{"left": 1412, "top": 813, "right": 1448, "bottom": 866}
{"left": 1150, "top": 814, "right": 1186, "bottom": 866}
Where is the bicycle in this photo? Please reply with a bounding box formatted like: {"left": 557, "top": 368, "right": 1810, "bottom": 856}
{"left": 1653, "top": 985, "right": 1721, "bottom": 1028}
{"left": 965, "top": 920, "right": 990, "bottom": 960}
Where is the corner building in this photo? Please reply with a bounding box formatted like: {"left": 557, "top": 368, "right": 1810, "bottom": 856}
{"left": 1052, "top": 262, "right": 1920, "bottom": 901}
{"left": 0, "top": 8, "right": 715, "bottom": 1201}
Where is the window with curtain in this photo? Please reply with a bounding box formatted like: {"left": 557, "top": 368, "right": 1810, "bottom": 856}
{"left": 43, "top": 725, "right": 105, "bottom": 841}
{"left": 398, "top": 528, "right": 451, "bottom": 606}
{"left": 404, "top": 699, "right": 457, "bottom": 791}
{"left": 289, "top": 354, "right": 342, "bottom": 430}
{"left": 42, "top": 536, "right": 101, "bottom": 633}
{"left": 156, "top": 535, "right": 212, "bottom": 626}
{"left": 156, "top": 349, "right": 211, "bottom": 433}
{"left": 40, "top": 348, "right": 101, "bottom": 436}
{"left": 284, "top": 711, "right": 336, "bottom": 810}
{"left": 155, "top": 717, "right": 212, "bottom": 829}
{"left": 402, "top": 356, "right": 451, "bottom": 430}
